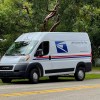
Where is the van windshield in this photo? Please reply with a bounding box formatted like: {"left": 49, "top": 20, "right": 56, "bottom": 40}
{"left": 5, "top": 41, "right": 38, "bottom": 56}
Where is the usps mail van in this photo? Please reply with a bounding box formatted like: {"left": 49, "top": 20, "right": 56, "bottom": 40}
{"left": 0, "top": 32, "right": 92, "bottom": 83}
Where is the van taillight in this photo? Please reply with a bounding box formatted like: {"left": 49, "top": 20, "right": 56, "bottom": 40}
{"left": 91, "top": 50, "right": 92, "bottom": 62}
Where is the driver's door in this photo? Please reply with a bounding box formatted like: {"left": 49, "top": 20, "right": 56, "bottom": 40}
{"left": 34, "top": 41, "right": 52, "bottom": 76}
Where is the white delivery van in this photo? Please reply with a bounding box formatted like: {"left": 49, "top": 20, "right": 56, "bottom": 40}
{"left": 0, "top": 32, "right": 92, "bottom": 83}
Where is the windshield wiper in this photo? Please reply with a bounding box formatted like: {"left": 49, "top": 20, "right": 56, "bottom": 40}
{"left": 5, "top": 53, "right": 26, "bottom": 56}
{"left": 5, "top": 53, "right": 15, "bottom": 56}
{"left": 20, "top": 54, "right": 25, "bottom": 56}
{"left": 5, "top": 53, "right": 10, "bottom": 56}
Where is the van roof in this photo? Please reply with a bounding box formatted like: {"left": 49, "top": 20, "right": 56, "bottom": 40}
{"left": 15, "top": 32, "right": 89, "bottom": 42}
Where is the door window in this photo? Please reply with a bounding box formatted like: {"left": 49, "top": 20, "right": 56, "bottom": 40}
{"left": 35, "top": 41, "right": 49, "bottom": 56}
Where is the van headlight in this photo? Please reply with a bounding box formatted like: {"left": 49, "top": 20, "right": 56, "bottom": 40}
{"left": 19, "top": 55, "right": 30, "bottom": 63}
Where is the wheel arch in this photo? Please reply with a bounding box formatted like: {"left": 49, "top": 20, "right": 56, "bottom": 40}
{"left": 76, "top": 62, "right": 86, "bottom": 72}
{"left": 26, "top": 63, "right": 44, "bottom": 77}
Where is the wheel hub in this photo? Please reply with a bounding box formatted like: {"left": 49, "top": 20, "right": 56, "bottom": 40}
{"left": 78, "top": 70, "right": 84, "bottom": 79}
{"left": 33, "top": 72, "right": 38, "bottom": 80}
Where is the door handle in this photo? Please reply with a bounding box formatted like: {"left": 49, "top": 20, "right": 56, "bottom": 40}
{"left": 49, "top": 56, "right": 51, "bottom": 60}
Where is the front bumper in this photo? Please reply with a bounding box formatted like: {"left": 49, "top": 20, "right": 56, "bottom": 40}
{"left": 0, "top": 63, "right": 28, "bottom": 78}
{"left": 0, "top": 71, "right": 26, "bottom": 78}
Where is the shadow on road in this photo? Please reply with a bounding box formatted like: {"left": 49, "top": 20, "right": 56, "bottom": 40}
{"left": 10, "top": 77, "right": 75, "bottom": 85}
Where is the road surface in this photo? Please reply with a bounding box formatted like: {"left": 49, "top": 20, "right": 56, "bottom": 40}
{"left": 0, "top": 79, "right": 100, "bottom": 100}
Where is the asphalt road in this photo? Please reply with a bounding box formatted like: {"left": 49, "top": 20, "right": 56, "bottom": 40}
{"left": 0, "top": 79, "right": 100, "bottom": 100}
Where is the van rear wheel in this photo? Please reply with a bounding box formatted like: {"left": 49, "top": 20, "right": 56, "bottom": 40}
{"left": 1, "top": 78, "right": 12, "bottom": 83}
{"left": 74, "top": 67, "right": 85, "bottom": 81}
{"left": 29, "top": 69, "right": 39, "bottom": 84}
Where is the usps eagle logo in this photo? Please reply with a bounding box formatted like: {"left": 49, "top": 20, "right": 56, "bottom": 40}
{"left": 55, "top": 41, "right": 68, "bottom": 53}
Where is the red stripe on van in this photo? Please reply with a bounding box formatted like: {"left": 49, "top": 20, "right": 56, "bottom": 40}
{"left": 36, "top": 54, "right": 91, "bottom": 59}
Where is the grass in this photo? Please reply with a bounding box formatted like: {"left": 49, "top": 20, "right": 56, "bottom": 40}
{"left": 85, "top": 74, "right": 100, "bottom": 79}
{"left": 92, "top": 66, "right": 100, "bottom": 71}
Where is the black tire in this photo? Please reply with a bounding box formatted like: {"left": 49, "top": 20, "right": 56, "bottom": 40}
{"left": 49, "top": 76, "right": 58, "bottom": 81}
{"left": 74, "top": 67, "right": 85, "bottom": 81}
{"left": 1, "top": 78, "right": 12, "bottom": 83}
{"left": 29, "top": 69, "right": 39, "bottom": 84}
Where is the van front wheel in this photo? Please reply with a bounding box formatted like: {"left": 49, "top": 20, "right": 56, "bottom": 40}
{"left": 29, "top": 69, "right": 39, "bottom": 84}
{"left": 74, "top": 68, "right": 85, "bottom": 81}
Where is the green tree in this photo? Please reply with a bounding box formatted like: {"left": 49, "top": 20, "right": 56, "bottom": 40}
{"left": 0, "top": 0, "right": 100, "bottom": 63}
{"left": 0, "top": 0, "right": 33, "bottom": 35}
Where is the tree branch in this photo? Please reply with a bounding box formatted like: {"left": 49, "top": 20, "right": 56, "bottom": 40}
{"left": 23, "top": 6, "right": 30, "bottom": 14}
{"left": 42, "top": 0, "right": 60, "bottom": 31}
{"left": 49, "top": 21, "right": 60, "bottom": 32}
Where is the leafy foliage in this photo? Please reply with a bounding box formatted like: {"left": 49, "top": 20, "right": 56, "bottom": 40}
{"left": 0, "top": 0, "right": 100, "bottom": 63}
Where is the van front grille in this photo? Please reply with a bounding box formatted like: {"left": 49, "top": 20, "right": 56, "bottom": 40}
{"left": 0, "top": 66, "right": 13, "bottom": 70}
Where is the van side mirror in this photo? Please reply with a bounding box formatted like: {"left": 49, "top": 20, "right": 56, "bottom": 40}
{"left": 35, "top": 49, "right": 43, "bottom": 57}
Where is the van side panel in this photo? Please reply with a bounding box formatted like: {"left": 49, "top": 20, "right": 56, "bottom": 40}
{"left": 44, "top": 35, "right": 91, "bottom": 76}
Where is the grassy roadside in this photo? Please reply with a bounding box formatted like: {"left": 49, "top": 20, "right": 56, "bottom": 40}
{"left": 85, "top": 74, "right": 100, "bottom": 80}
{"left": 0, "top": 67, "right": 100, "bottom": 85}
{"left": 92, "top": 66, "right": 100, "bottom": 71}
